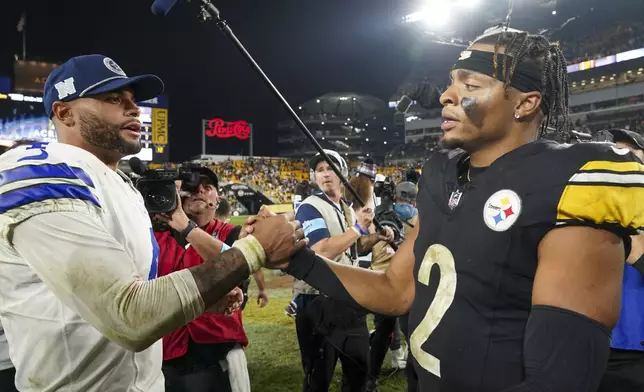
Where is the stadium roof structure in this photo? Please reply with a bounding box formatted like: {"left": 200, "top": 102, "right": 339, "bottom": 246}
{"left": 298, "top": 92, "right": 388, "bottom": 119}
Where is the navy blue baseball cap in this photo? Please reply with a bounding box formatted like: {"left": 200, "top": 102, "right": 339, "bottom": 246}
{"left": 608, "top": 128, "right": 644, "bottom": 151}
{"left": 43, "top": 54, "right": 164, "bottom": 118}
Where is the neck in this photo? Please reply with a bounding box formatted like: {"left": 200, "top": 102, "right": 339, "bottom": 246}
{"left": 469, "top": 126, "right": 537, "bottom": 167}
{"left": 192, "top": 212, "right": 215, "bottom": 228}
{"left": 58, "top": 134, "right": 122, "bottom": 170}
{"left": 327, "top": 192, "right": 342, "bottom": 204}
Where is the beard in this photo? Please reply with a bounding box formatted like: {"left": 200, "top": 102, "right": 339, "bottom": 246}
{"left": 184, "top": 198, "right": 210, "bottom": 217}
{"left": 438, "top": 135, "right": 464, "bottom": 150}
{"left": 79, "top": 111, "right": 141, "bottom": 156}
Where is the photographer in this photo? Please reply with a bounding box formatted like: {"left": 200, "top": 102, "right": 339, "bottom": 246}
{"left": 294, "top": 150, "right": 392, "bottom": 392}
{"left": 154, "top": 166, "right": 268, "bottom": 392}
{"left": 366, "top": 181, "right": 418, "bottom": 392}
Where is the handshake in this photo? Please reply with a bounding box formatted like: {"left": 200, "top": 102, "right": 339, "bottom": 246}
{"left": 234, "top": 206, "right": 308, "bottom": 272}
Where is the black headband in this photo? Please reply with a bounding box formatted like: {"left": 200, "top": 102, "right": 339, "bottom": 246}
{"left": 454, "top": 49, "right": 545, "bottom": 89}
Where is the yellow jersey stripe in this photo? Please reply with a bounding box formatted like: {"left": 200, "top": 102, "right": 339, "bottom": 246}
{"left": 579, "top": 160, "right": 644, "bottom": 173}
{"left": 556, "top": 184, "right": 644, "bottom": 230}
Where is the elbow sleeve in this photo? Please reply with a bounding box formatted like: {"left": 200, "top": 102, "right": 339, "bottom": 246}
{"left": 502, "top": 305, "right": 611, "bottom": 392}
{"left": 94, "top": 270, "right": 205, "bottom": 352}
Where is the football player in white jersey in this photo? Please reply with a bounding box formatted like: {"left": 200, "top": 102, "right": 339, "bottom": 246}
{"left": 0, "top": 54, "right": 306, "bottom": 391}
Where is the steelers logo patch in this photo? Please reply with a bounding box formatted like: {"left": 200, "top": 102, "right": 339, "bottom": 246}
{"left": 458, "top": 50, "right": 472, "bottom": 60}
{"left": 483, "top": 189, "right": 522, "bottom": 232}
{"left": 103, "top": 57, "right": 126, "bottom": 76}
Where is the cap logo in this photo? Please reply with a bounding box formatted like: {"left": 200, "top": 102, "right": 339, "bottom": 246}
{"left": 103, "top": 57, "right": 126, "bottom": 76}
{"left": 610, "top": 146, "right": 631, "bottom": 156}
{"left": 54, "top": 77, "right": 77, "bottom": 99}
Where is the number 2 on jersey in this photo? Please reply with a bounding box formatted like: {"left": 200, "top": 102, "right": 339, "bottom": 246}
{"left": 410, "top": 244, "right": 457, "bottom": 378}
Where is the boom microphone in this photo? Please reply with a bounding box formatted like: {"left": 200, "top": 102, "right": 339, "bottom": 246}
{"left": 129, "top": 157, "right": 147, "bottom": 175}
{"left": 396, "top": 80, "right": 443, "bottom": 112}
{"left": 151, "top": 0, "right": 180, "bottom": 16}
{"left": 395, "top": 95, "right": 414, "bottom": 114}
{"left": 156, "top": 0, "right": 398, "bottom": 250}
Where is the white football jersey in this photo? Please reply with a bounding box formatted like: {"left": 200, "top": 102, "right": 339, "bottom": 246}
{"left": 0, "top": 142, "right": 163, "bottom": 391}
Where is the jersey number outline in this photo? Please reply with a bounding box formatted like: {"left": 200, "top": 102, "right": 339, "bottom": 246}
{"left": 410, "top": 244, "right": 457, "bottom": 378}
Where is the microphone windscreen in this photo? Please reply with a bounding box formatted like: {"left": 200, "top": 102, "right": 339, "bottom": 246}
{"left": 395, "top": 95, "right": 414, "bottom": 114}
{"left": 129, "top": 157, "right": 147, "bottom": 175}
{"left": 398, "top": 80, "right": 443, "bottom": 110}
{"left": 151, "top": 0, "right": 180, "bottom": 16}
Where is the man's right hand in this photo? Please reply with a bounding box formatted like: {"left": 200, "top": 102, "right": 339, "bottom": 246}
{"left": 153, "top": 183, "right": 190, "bottom": 231}
{"left": 251, "top": 212, "right": 308, "bottom": 268}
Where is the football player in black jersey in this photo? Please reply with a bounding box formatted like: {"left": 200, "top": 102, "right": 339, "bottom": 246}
{"left": 279, "top": 27, "right": 644, "bottom": 392}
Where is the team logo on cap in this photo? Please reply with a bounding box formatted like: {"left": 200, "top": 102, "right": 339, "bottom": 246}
{"left": 610, "top": 146, "right": 630, "bottom": 156}
{"left": 459, "top": 51, "right": 472, "bottom": 60}
{"left": 483, "top": 189, "right": 522, "bottom": 232}
{"left": 103, "top": 57, "right": 126, "bottom": 76}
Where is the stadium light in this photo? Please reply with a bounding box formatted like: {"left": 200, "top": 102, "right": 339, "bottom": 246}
{"left": 316, "top": 99, "right": 321, "bottom": 103}
{"left": 402, "top": 0, "right": 481, "bottom": 29}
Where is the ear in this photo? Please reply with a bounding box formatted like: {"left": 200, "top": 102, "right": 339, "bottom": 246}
{"left": 51, "top": 101, "right": 75, "bottom": 127}
{"left": 514, "top": 91, "right": 542, "bottom": 119}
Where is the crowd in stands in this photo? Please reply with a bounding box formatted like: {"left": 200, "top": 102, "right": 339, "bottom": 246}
{"left": 204, "top": 156, "right": 417, "bottom": 210}
{"left": 207, "top": 157, "right": 307, "bottom": 204}
{"left": 562, "top": 21, "right": 644, "bottom": 65}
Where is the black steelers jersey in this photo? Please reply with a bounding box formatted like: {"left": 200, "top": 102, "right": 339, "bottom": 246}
{"left": 408, "top": 139, "right": 644, "bottom": 391}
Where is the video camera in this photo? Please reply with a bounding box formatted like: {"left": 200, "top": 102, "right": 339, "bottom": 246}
{"left": 129, "top": 157, "right": 206, "bottom": 214}
{"left": 373, "top": 176, "right": 405, "bottom": 243}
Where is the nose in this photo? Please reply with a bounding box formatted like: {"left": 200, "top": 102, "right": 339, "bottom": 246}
{"left": 440, "top": 85, "right": 457, "bottom": 107}
{"left": 124, "top": 96, "right": 141, "bottom": 118}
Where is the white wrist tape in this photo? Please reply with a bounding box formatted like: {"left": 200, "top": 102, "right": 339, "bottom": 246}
{"left": 232, "top": 235, "right": 266, "bottom": 274}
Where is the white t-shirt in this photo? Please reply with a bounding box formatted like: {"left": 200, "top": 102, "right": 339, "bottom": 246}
{"left": 0, "top": 142, "right": 163, "bottom": 391}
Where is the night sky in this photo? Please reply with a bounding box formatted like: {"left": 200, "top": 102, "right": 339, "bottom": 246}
{"left": 0, "top": 0, "right": 431, "bottom": 161}
{"left": 0, "top": 0, "right": 629, "bottom": 161}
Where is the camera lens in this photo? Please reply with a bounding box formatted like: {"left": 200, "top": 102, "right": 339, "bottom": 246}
{"left": 147, "top": 194, "right": 169, "bottom": 208}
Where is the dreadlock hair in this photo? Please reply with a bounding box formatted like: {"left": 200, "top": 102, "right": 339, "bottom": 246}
{"left": 473, "top": 30, "right": 570, "bottom": 138}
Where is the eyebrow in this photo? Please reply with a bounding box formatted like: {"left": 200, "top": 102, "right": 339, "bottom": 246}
{"left": 450, "top": 69, "right": 479, "bottom": 80}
